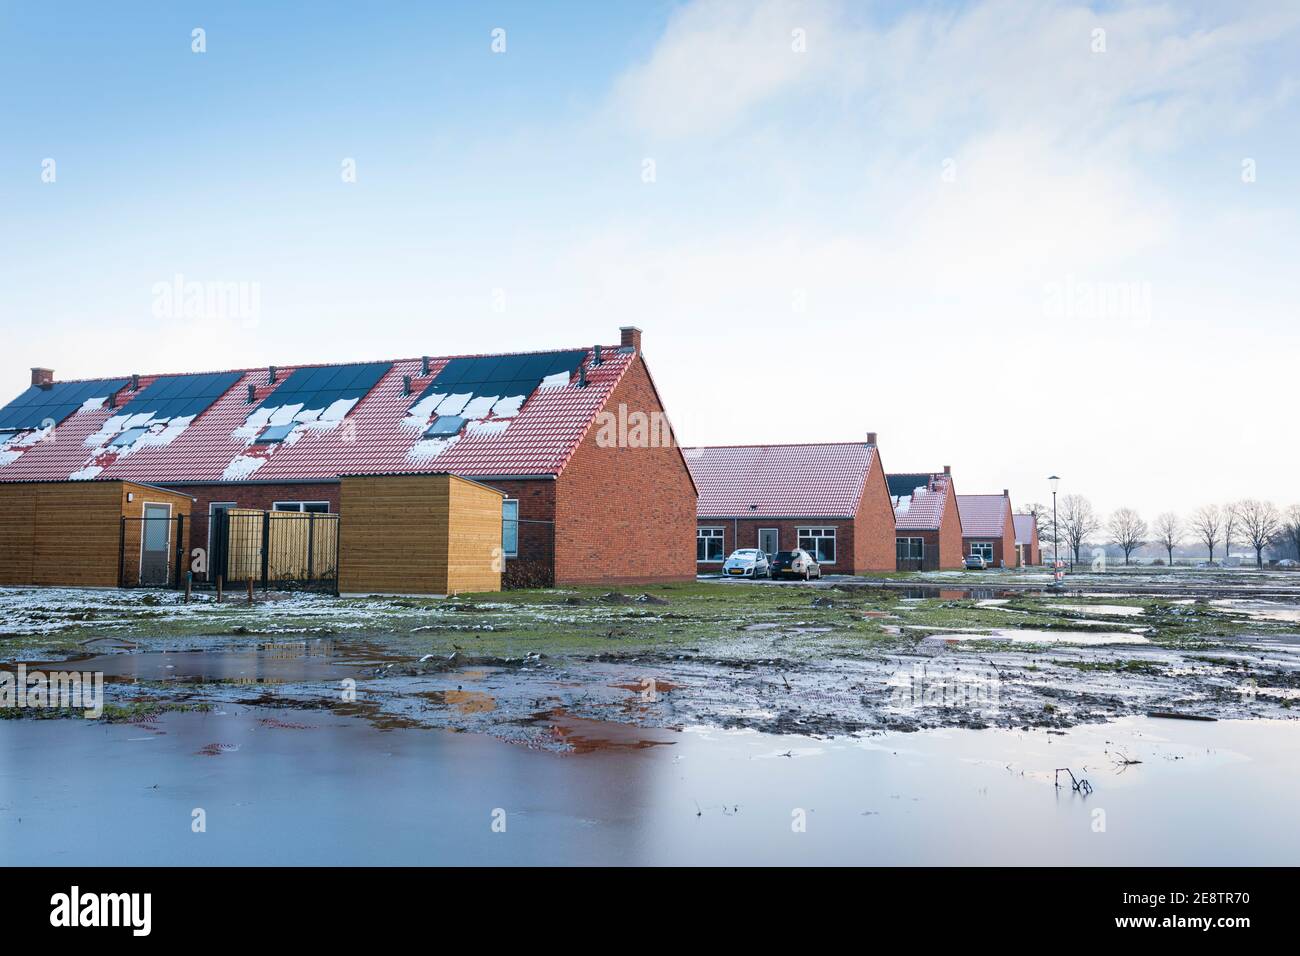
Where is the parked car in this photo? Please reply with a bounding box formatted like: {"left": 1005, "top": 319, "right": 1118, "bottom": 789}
{"left": 1278, "top": 559, "right": 1298, "bottom": 569}
{"left": 770, "top": 549, "right": 822, "bottom": 580}
{"left": 722, "top": 549, "right": 771, "bottom": 579}
{"left": 964, "top": 554, "right": 989, "bottom": 570}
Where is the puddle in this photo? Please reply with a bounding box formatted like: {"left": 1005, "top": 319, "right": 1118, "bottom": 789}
{"left": 1, "top": 710, "right": 1296, "bottom": 865}
{"left": 1052, "top": 604, "right": 1146, "bottom": 618}
{"left": 928, "top": 629, "right": 1151, "bottom": 646}
{"left": 1210, "top": 599, "right": 1300, "bottom": 624}
{"left": 1, "top": 645, "right": 364, "bottom": 686}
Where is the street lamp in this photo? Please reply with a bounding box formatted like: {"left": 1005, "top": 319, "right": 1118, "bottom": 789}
{"left": 1048, "top": 475, "right": 1060, "bottom": 568}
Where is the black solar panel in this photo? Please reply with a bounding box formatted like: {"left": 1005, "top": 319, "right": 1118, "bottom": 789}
{"left": 255, "top": 362, "right": 391, "bottom": 417}
{"left": 115, "top": 371, "right": 243, "bottom": 422}
{"left": 410, "top": 350, "right": 586, "bottom": 408}
{"left": 0, "top": 377, "right": 131, "bottom": 431}
{"left": 887, "top": 473, "right": 933, "bottom": 498}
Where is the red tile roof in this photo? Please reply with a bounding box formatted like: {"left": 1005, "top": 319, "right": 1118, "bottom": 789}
{"left": 683, "top": 442, "right": 879, "bottom": 518}
{"left": 892, "top": 473, "right": 952, "bottom": 531}
{"left": 0, "top": 347, "right": 632, "bottom": 484}
{"left": 958, "top": 494, "right": 1011, "bottom": 537}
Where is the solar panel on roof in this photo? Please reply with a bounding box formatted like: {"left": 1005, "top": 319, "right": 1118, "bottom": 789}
{"left": 0, "top": 377, "right": 131, "bottom": 431}
{"left": 255, "top": 362, "right": 391, "bottom": 417}
{"left": 116, "top": 371, "right": 242, "bottom": 422}
{"left": 409, "top": 350, "right": 586, "bottom": 409}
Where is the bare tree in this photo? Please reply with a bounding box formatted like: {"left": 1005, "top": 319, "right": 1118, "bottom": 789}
{"left": 1152, "top": 512, "right": 1182, "bottom": 566}
{"left": 1279, "top": 505, "right": 1300, "bottom": 562}
{"left": 1223, "top": 502, "right": 1240, "bottom": 562}
{"left": 1107, "top": 507, "right": 1147, "bottom": 565}
{"left": 1059, "top": 494, "right": 1099, "bottom": 565}
{"left": 1237, "top": 499, "right": 1281, "bottom": 568}
{"left": 1190, "top": 505, "right": 1222, "bottom": 564}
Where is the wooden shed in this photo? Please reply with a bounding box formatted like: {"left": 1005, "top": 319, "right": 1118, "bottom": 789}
{"left": 0, "top": 480, "right": 193, "bottom": 588}
{"left": 337, "top": 473, "right": 504, "bottom": 596}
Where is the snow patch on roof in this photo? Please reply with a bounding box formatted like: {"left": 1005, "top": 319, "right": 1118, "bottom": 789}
{"left": 78, "top": 396, "right": 109, "bottom": 412}
{"left": 69, "top": 464, "right": 104, "bottom": 480}
{"left": 407, "top": 434, "right": 460, "bottom": 462}
{"left": 465, "top": 419, "right": 510, "bottom": 438}
{"left": 538, "top": 370, "right": 571, "bottom": 389}
{"left": 222, "top": 452, "right": 269, "bottom": 481}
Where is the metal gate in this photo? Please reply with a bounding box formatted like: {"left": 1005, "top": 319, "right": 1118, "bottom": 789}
{"left": 211, "top": 509, "right": 340, "bottom": 593}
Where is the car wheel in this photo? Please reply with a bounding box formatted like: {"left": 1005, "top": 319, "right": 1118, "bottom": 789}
{"left": 802, "top": 569, "right": 809, "bottom": 581}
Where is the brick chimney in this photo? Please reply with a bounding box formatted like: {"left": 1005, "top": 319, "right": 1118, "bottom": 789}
{"left": 30, "top": 368, "right": 53, "bottom": 389}
{"left": 1003, "top": 488, "right": 1010, "bottom": 498}
{"left": 866, "top": 431, "right": 878, "bottom": 445}
{"left": 943, "top": 465, "right": 951, "bottom": 475}
{"left": 619, "top": 326, "right": 642, "bottom": 353}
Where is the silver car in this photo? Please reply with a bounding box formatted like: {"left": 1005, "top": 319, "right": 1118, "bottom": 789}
{"left": 722, "top": 549, "right": 771, "bottom": 579}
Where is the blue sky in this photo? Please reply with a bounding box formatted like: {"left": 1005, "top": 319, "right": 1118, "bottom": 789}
{"left": 2, "top": 1, "right": 1298, "bottom": 518}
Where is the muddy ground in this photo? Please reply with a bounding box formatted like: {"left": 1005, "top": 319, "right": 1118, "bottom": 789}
{"left": 2, "top": 570, "right": 1298, "bottom": 750}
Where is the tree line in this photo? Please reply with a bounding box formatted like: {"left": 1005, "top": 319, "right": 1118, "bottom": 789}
{"left": 1018, "top": 497, "right": 1300, "bottom": 568}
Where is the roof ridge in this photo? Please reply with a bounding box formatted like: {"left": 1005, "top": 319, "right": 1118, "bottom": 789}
{"left": 682, "top": 441, "right": 874, "bottom": 451}
{"left": 26, "top": 345, "right": 617, "bottom": 386}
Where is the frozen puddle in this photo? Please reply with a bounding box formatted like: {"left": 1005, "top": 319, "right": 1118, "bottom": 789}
{"left": 928, "top": 628, "right": 1151, "bottom": 646}
{"left": 1051, "top": 604, "right": 1146, "bottom": 618}
{"left": 1211, "top": 599, "right": 1300, "bottom": 624}
{"left": 1, "top": 710, "right": 1297, "bottom": 865}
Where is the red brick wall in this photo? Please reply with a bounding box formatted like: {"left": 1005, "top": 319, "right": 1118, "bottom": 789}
{"left": 482, "top": 478, "right": 555, "bottom": 585}
{"left": 854, "top": 452, "right": 897, "bottom": 572}
{"left": 554, "top": 355, "right": 697, "bottom": 585}
{"left": 696, "top": 519, "right": 856, "bottom": 571}
{"left": 937, "top": 483, "right": 964, "bottom": 569}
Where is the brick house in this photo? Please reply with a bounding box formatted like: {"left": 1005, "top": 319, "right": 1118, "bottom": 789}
{"left": 682, "top": 436, "right": 896, "bottom": 574}
{"left": 957, "top": 491, "right": 1018, "bottom": 568}
{"left": 888, "top": 466, "right": 964, "bottom": 570}
{"left": 1013, "top": 513, "right": 1041, "bottom": 567}
{"left": 0, "top": 327, "right": 697, "bottom": 587}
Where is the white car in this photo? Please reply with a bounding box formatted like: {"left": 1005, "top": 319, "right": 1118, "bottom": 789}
{"left": 964, "top": 554, "right": 989, "bottom": 570}
{"left": 722, "top": 549, "right": 771, "bottom": 578}
{"left": 1278, "top": 559, "right": 1298, "bottom": 568}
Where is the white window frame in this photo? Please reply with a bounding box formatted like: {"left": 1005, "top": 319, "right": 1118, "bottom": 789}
{"left": 502, "top": 499, "right": 519, "bottom": 558}
{"left": 970, "top": 541, "right": 994, "bottom": 561}
{"left": 272, "top": 501, "right": 331, "bottom": 513}
{"left": 797, "top": 527, "right": 837, "bottom": 565}
{"left": 697, "top": 527, "right": 725, "bottom": 563}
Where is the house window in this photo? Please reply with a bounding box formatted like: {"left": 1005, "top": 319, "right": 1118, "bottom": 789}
{"left": 502, "top": 500, "right": 519, "bottom": 557}
{"left": 897, "top": 537, "right": 924, "bottom": 560}
{"left": 970, "top": 541, "right": 994, "bottom": 561}
{"left": 798, "top": 527, "right": 836, "bottom": 563}
{"left": 697, "top": 527, "right": 724, "bottom": 562}
{"left": 273, "top": 501, "right": 331, "bottom": 513}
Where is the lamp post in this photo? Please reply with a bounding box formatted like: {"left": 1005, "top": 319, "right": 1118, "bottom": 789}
{"left": 1048, "top": 475, "right": 1060, "bottom": 568}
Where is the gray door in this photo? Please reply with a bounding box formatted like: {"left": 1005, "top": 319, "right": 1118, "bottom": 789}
{"left": 140, "top": 504, "right": 171, "bottom": 586}
{"left": 758, "top": 528, "right": 779, "bottom": 556}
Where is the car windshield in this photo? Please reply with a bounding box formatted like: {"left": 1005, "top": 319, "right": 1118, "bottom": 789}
{"left": 728, "top": 550, "right": 759, "bottom": 559}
